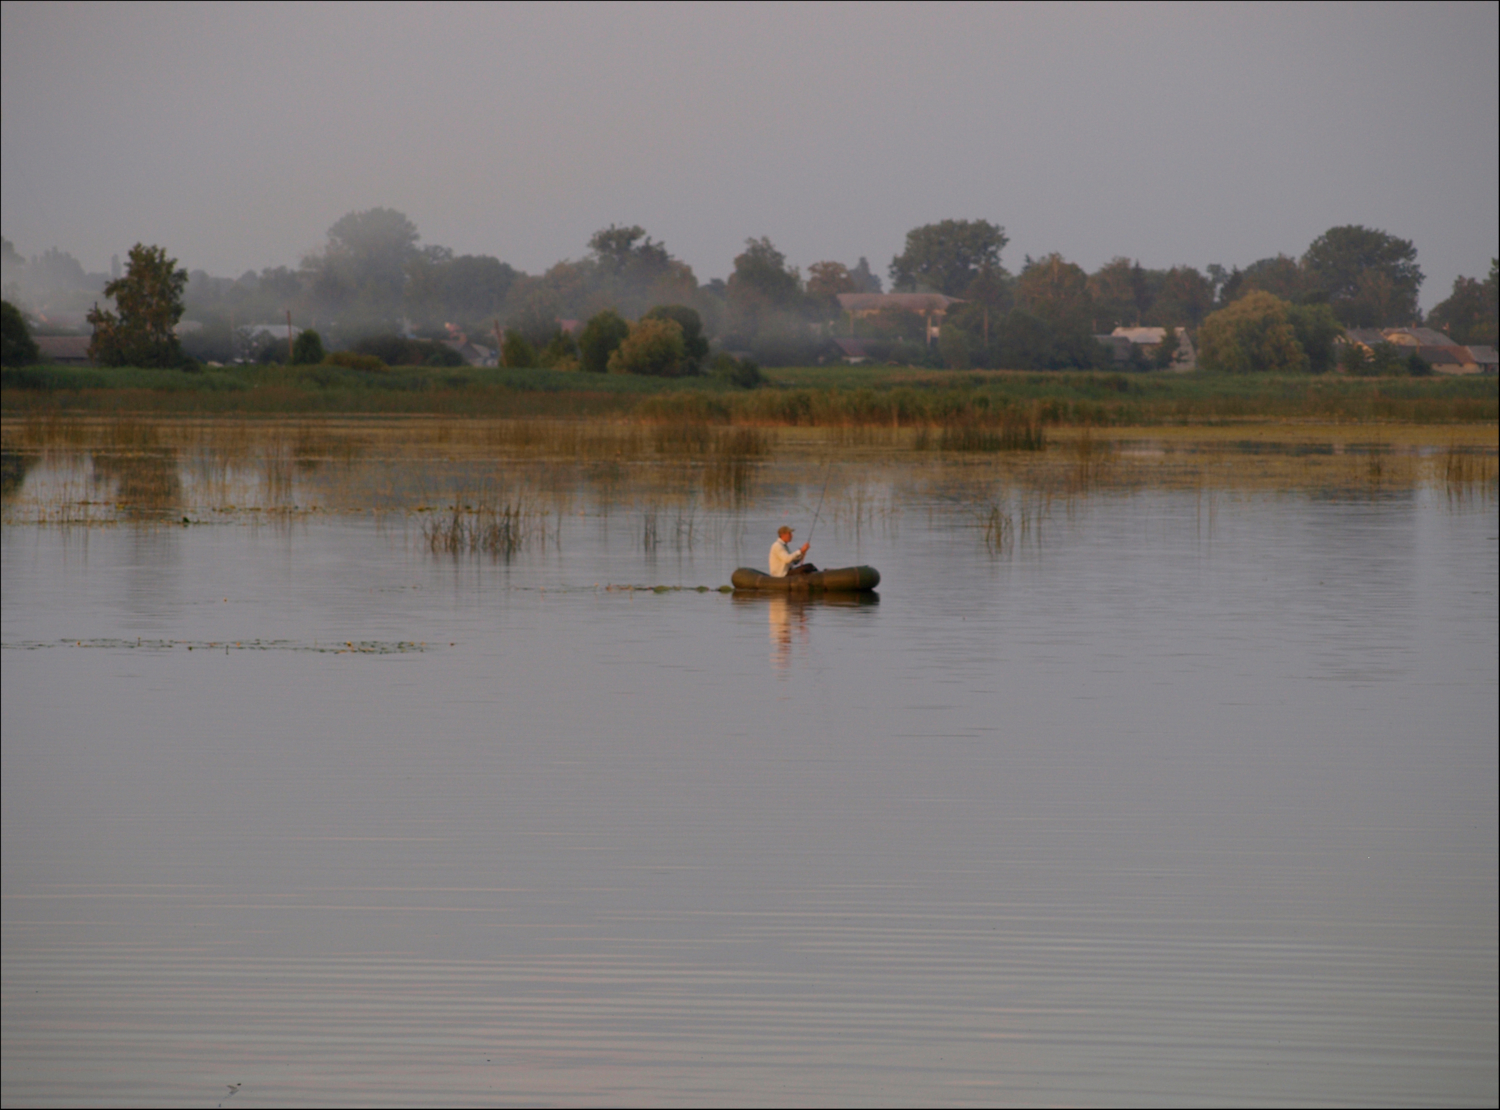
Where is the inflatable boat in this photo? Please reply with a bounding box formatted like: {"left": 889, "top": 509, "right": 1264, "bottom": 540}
{"left": 730, "top": 566, "right": 880, "bottom": 592}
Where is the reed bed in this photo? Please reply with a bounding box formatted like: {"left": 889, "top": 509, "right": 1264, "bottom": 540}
{"left": 420, "top": 498, "right": 551, "bottom": 558}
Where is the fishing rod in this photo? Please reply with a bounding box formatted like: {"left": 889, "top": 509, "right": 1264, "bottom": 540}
{"left": 806, "top": 457, "right": 834, "bottom": 546}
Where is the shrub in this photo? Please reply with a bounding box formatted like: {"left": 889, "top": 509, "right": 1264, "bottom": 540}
{"left": 1197, "top": 291, "right": 1308, "bottom": 373}
{"left": 1, "top": 300, "right": 40, "bottom": 366}
{"left": 501, "top": 331, "right": 539, "bottom": 368}
{"left": 578, "top": 309, "right": 630, "bottom": 373}
{"left": 709, "top": 351, "right": 763, "bottom": 388}
{"left": 608, "top": 317, "right": 688, "bottom": 376}
{"left": 539, "top": 330, "right": 579, "bottom": 369}
{"left": 291, "top": 330, "right": 325, "bottom": 365}
{"left": 325, "top": 350, "right": 387, "bottom": 371}
{"left": 642, "top": 305, "right": 709, "bottom": 370}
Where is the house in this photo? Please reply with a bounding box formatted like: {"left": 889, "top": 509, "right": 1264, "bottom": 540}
{"left": 836, "top": 292, "right": 963, "bottom": 344}
{"left": 1093, "top": 335, "right": 1134, "bottom": 364}
{"left": 1109, "top": 326, "right": 1196, "bottom": 371}
{"left": 1381, "top": 327, "right": 1458, "bottom": 348}
{"left": 1340, "top": 326, "right": 1493, "bottom": 374}
{"left": 1465, "top": 345, "right": 1498, "bottom": 373}
{"left": 442, "top": 339, "right": 498, "bottom": 367}
{"left": 832, "top": 338, "right": 874, "bottom": 364}
{"left": 34, "top": 335, "right": 93, "bottom": 365}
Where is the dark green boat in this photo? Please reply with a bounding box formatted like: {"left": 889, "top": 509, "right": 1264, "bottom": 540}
{"left": 730, "top": 566, "right": 880, "bottom": 592}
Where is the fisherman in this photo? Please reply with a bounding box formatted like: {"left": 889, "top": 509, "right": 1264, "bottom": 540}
{"left": 769, "top": 525, "right": 819, "bottom": 577}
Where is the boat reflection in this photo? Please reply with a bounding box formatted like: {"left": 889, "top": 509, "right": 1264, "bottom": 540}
{"left": 732, "top": 591, "right": 880, "bottom": 671}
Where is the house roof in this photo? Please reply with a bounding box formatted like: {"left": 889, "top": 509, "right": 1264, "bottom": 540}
{"left": 1111, "top": 326, "right": 1169, "bottom": 345}
{"left": 1385, "top": 327, "right": 1458, "bottom": 347}
{"left": 1417, "top": 346, "right": 1470, "bottom": 365}
{"left": 1464, "top": 345, "right": 1498, "bottom": 364}
{"left": 836, "top": 293, "right": 962, "bottom": 313}
{"left": 1345, "top": 329, "right": 1388, "bottom": 347}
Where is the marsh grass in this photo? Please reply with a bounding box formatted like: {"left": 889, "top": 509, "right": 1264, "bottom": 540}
{"left": 422, "top": 498, "right": 547, "bottom": 558}
{"left": 1443, "top": 443, "right": 1498, "bottom": 501}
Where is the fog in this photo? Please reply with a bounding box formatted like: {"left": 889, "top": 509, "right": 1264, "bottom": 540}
{"left": 2, "top": 1, "right": 1496, "bottom": 310}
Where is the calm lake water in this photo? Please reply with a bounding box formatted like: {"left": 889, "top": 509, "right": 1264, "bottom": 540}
{"left": 3, "top": 441, "right": 1497, "bottom": 1106}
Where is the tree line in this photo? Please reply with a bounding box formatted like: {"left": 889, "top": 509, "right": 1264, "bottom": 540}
{"left": 3, "top": 211, "right": 1496, "bottom": 373}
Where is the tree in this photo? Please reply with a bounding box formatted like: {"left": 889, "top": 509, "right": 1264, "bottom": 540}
{"left": 578, "top": 309, "right": 630, "bottom": 373}
{"left": 1154, "top": 325, "right": 1179, "bottom": 369}
{"left": 642, "top": 305, "right": 709, "bottom": 370}
{"left": 1015, "top": 254, "right": 1092, "bottom": 332}
{"left": 725, "top": 237, "right": 803, "bottom": 341}
{"left": 607, "top": 316, "right": 688, "bottom": 377}
{"left": 1222, "top": 254, "right": 1307, "bottom": 306}
{"left": 1197, "top": 291, "right": 1307, "bottom": 373}
{"left": 1152, "top": 267, "right": 1215, "bottom": 328}
{"left": 1, "top": 300, "right": 39, "bottom": 366}
{"left": 501, "top": 331, "right": 538, "bottom": 368}
{"left": 1426, "top": 268, "right": 1498, "bottom": 346}
{"left": 87, "top": 244, "right": 187, "bottom": 367}
{"left": 1301, "top": 225, "right": 1422, "bottom": 326}
{"left": 1285, "top": 302, "right": 1343, "bottom": 374}
{"left": 849, "top": 257, "right": 882, "bottom": 293}
{"left": 890, "top": 219, "right": 1008, "bottom": 296}
{"left": 290, "top": 329, "right": 325, "bottom": 365}
{"left": 1087, "top": 257, "right": 1140, "bottom": 328}
{"left": 305, "top": 208, "right": 419, "bottom": 318}
{"left": 805, "top": 261, "right": 857, "bottom": 302}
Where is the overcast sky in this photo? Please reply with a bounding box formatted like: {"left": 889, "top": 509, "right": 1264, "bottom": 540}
{"left": 3, "top": 1, "right": 1496, "bottom": 307}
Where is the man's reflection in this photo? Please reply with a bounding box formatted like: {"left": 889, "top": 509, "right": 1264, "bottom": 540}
{"left": 767, "top": 595, "right": 809, "bottom": 671}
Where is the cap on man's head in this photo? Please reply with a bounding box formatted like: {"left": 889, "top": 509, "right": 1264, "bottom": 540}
{"left": 778, "top": 525, "right": 793, "bottom": 538}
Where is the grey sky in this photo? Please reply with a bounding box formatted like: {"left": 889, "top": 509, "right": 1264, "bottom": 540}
{"left": 3, "top": 1, "right": 1496, "bottom": 307}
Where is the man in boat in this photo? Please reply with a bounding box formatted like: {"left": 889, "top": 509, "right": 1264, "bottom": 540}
{"left": 769, "top": 525, "right": 819, "bottom": 577}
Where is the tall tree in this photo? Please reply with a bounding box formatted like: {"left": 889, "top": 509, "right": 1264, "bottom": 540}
{"left": 1015, "top": 253, "right": 1092, "bottom": 332}
{"left": 1087, "top": 257, "right": 1139, "bottom": 328}
{"left": 1301, "top": 225, "right": 1422, "bottom": 326}
{"left": 1424, "top": 267, "right": 1497, "bottom": 346}
{"left": 890, "top": 219, "right": 1008, "bottom": 296}
{"left": 86, "top": 244, "right": 187, "bottom": 367}
{"left": 726, "top": 237, "right": 803, "bottom": 339}
{"left": 306, "top": 208, "right": 419, "bottom": 316}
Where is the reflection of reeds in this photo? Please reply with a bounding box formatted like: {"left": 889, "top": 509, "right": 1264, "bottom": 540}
{"left": 937, "top": 410, "right": 1046, "bottom": 452}
{"left": 1443, "top": 443, "right": 1497, "bottom": 500}
{"left": 981, "top": 504, "right": 1012, "bottom": 554}
{"left": 642, "top": 511, "right": 659, "bottom": 552}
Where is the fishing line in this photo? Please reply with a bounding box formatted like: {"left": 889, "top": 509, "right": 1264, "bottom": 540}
{"left": 807, "top": 457, "right": 834, "bottom": 545}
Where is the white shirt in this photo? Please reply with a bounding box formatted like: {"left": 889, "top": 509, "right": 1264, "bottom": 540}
{"left": 768, "top": 538, "right": 803, "bottom": 577}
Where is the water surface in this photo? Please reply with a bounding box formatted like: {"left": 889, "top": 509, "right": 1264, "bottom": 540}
{"left": 3, "top": 444, "right": 1496, "bottom": 1106}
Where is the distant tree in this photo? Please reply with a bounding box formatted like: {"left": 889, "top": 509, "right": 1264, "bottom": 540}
{"left": 501, "top": 331, "right": 539, "bottom": 368}
{"left": 608, "top": 316, "right": 688, "bottom": 377}
{"left": 1015, "top": 254, "right": 1092, "bottom": 332}
{"left": 1154, "top": 325, "right": 1179, "bottom": 369}
{"left": 848, "top": 257, "right": 883, "bottom": 293}
{"left": 642, "top": 305, "right": 709, "bottom": 370}
{"left": 305, "top": 208, "right": 419, "bottom": 317}
{"left": 1301, "top": 225, "right": 1422, "bottom": 326}
{"left": 1221, "top": 255, "right": 1307, "bottom": 306}
{"left": 290, "top": 329, "right": 325, "bottom": 365}
{"left": 1285, "top": 302, "right": 1343, "bottom": 374}
{"left": 1339, "top": 341, "right": 1371, "bottom": 375}
{"left": 1087, "top": 257, "right": 1140, "bottom": 328}
{"left": 538, "top": 330, "right": 579, "bottom": 370}
{"left": 1426, "top": 268, "right": 1498, "bottom": 346}
{"left": 1, "top": 300, "right": 39, "bottom": 366}
{"left": 87, "top": 244, "right": 188, "bottom": 367}
{"left": 1151, "top": 266, "right": 1215, "bottom": 328}
{"left": 578, "top": 309, "right": 630, "bottom": 373}
{"left": 1197, "top": 291, "right": 1307, "bottom": 373}
{"left": 726, "top": 237, "right": 803, "bottom": 341}
{"left": 708, "top": 352, "right": 762, "bottom": 388}
{"left": 890, "top": 219, "right": 1008, "bottom": 296}
{"left": 805, "top": 261, "right": 857, "bottom": 307}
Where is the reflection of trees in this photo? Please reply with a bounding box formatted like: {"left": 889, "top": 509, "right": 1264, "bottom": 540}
{"left": 1, "top": 450, "right": 35, "bottom": 501}
{"left": 91, "top": 450, "right": 181, "bottom": 516}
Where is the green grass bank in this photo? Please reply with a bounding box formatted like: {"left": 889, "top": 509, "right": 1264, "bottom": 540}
{"left": 2, "top": 361, "right": 1494, "bottom": 426}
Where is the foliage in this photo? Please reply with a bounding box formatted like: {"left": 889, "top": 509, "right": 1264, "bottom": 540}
{"left": 889, "top": 219, "right": 1008, "bottom": 296}
{"left": 708, "top": 352, "right": 763, "bottom": 388}
{"left": 1301, "top": 225, "right": 1422, "bottom": 327}
{"left": 1220, "top": 255, "right": 1308, "bottom": 306}
{"left": 578, "top": 309, "right": 631, "bottom": 373}
{"left": 538, "top": 330, "right": 579, "bottom": 370}
{"left": 303, "top": 208, "right": 419, "bottom": 317}
{"left": 290, "top": 330, "right": 325, "bottom": 365}
{"left": 1015, "top": 254, "right": 1093, "bottom": 334}
{"left": 608, "top": 317, "right": 689, "bottom": 376}
{"left": 848, "top": 257, "right": 882, "bottom": 293}
{"left": 726, "top": 238, "right": 803, "bottom": 341}
{"left": 1197, "top": 291, "right": 1307, "bottom": 373}
{"left": 1426, "top": 267, "right": 1498, "bottom": 346}
{"left": 805, "top": 261, "right": 857, "bottom": 312}
{"left": 1283, "top": 303, "right": 1343, "bottom": 374}
{"left": 501, "top": 331, "right": 539, "bottom": 369}
{"left": 1154, "top": 326, "right": 1179, "bottom": 370}
{"left": 324, "top": 350, "right": 387, "bottom": 371}
{"left": 87, "top": 244, "right": 188, "bottom": 368}
{"left": 642, "top": 304, "right": 709, "bottom": 369}
{"left": 350, "top": 334, "right": 461, "bottom": 367}
{"left": 2, "top": 300, "right": 40, "bottom": 366}
{"left": 1153, "top": 267, "right": 1215, "bottom": 328}
{"left": 1087, "top": 257, "right": 1147, "bottom": 328}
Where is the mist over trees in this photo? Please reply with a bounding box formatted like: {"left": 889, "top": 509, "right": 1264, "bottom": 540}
{"left": 4, "top": 210, "right": 1489, "bottom": 372}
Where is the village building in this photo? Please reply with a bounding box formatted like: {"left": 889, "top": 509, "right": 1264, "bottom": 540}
{"left": 1341, "top": 326, "right": 1495, "bottom": 374}
{"left": 835, "top": 292, "right": 963, "bottom": 344}
{"left": 1093, "top": 326, "right": 1196, "bottom": 371}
